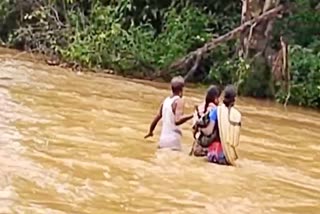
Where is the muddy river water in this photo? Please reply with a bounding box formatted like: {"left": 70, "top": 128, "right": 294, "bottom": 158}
{"left": 0, "top": 48, "right": 320, "bottom": 214}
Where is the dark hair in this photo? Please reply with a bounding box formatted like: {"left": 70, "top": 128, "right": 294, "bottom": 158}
{"left": 171, "top": 76, "right": 185, "bottom": 94}
{"left": 203, "top": 85, "right": 221, "bottom": 113}
{"left": 223, "top": 84, "right": 237, "bottom": 107}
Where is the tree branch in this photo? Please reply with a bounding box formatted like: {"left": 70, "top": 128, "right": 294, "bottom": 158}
{"left": 183, "top": 53, "right": 202, "bottom": 81}
{"left": 244, "top": 22, "right": 257, "bottom": 58}
{"left": 168, "top": 4, "right": 286, "bottom": 72}
{"left": 281, "top": 36, "right": 290, "bottom": 107}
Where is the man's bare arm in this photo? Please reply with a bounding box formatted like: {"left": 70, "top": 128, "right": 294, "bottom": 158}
{"left": 144, "top": 103, "right": 163, "bottom": 138}
{"left": 173, "top": 98, "right": 193, "bottom": 126}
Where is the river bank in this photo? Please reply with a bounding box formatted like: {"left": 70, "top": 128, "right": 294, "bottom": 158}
{"left": 2, "top": 46, "right": 320, "bottom": 112}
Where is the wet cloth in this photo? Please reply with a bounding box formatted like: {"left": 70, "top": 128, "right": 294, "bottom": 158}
{"left": 207, "top": 141, "right": 227, "bottom": 165}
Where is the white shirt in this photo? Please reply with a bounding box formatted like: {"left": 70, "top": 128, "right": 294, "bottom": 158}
{"left": 158, "top": 96, "right": 182, "bottom": 150}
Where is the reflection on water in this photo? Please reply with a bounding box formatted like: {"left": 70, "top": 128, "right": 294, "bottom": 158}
{"left": 0, "top": 48, "right": 320, "bottom": 214}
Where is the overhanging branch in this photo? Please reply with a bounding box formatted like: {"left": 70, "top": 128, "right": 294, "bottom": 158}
{"left": 168, "top": 4, "right": 286, "bottom": 72}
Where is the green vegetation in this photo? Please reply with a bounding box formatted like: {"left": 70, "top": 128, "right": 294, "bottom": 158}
{"left": 0, "top": 0, "right": 319, "bottom": 108}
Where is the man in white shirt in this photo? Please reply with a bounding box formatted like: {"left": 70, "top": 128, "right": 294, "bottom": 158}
{"left": 144, "top": 76, "right": 193, "bottom": 150}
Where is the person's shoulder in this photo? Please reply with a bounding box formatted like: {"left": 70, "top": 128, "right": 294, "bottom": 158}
{"left": 173, "top": 96, "right": 183, "bottom": 104}
{"left": 208, "top": 107, "right": 218, "bottom": 120}
{"left": 207, "top": 103, "right": 217, "bottom": 111}
{"left": 171, "top": 96, "right": 183, "bottom": 110}
{"left": 208, "top": 102, "right": 216, "bottom": 108}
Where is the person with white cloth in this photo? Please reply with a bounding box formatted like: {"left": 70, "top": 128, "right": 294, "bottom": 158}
{"left": 195, "top": 85, "right": 242, "bottom": 166}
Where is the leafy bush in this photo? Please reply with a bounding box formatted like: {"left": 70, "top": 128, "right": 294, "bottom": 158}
{"left": 276, "top": 45, "right": 320, "bottom": 108}
{"left": 61, "top": 2, "right": 212, "bottom": 74}
{"left": 208, "top": 56, "right": 250, "bottom": 87}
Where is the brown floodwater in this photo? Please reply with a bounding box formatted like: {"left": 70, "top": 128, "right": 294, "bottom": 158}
{"left": 0, "top": 48, "right": 320, "bottom": 214}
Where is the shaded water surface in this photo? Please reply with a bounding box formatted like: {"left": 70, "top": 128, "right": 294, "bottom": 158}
{"left": 0, "top": 48, "right": 320, "bottom": 214}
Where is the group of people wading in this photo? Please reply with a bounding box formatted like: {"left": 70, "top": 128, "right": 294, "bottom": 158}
{"left": 144, "top": 76, "right": 242, "bottom": 166}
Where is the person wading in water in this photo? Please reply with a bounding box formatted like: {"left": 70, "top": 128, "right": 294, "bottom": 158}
{"left": 190, "top": 85, "right": 221, "bottom": 156}
{"left": 144, "top": 76, "right": 193, "bottom": 151}
{"left": 194, "top": 85, "right": 242, "bottom": 166}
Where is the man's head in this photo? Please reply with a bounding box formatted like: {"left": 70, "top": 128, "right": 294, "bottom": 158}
{"left": 171, "top": 76, "right": 185, "bottom": 97}
{"left": 223, "top": 84, "right": 237, "bottom": 107}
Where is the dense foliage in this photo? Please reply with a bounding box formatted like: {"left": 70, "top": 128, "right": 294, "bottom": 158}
{"left": 0, "top": 0, "right": 319, "bottom": 108}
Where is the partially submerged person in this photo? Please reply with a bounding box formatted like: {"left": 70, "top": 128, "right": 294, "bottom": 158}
{"left": 191, "top": 85, "right": 221, "bottom": 157}
{"left": 144, "top": 76, "right": 193, "bottom": 151}
{"left": 195, "top": 85, "right": 242, "bottom": 166}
